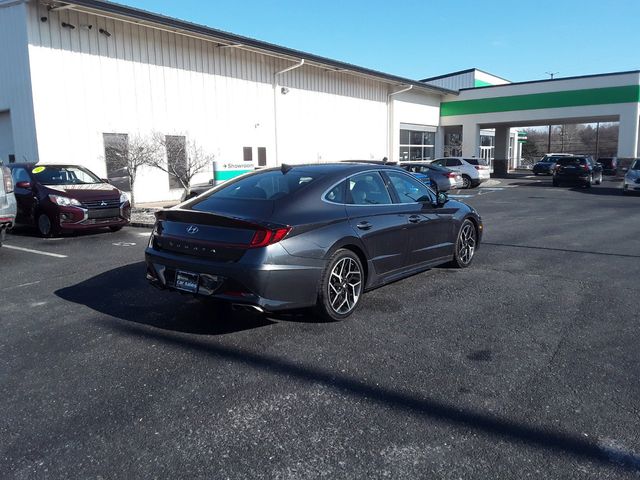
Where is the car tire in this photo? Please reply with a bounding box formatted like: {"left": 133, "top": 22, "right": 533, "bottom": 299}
{"left": 585, "top": 175, "right": 593, "bottom": 188}
{"left": 461, "top": 175, "right": 473, "bottom": 189}
{"left": 315, "top": 248, "right": 364, "bottom": 321}
{"left": 596, "top": 173, "right": 603, "bottom": 185}
{"left": 449, "top": 219, "right": 477, "bottom": 268}
{"left": 109, "top": 226, "right": 124, "bottom": 232}
{"left": 37, "top": 212, "right": 57, "bottom": 238}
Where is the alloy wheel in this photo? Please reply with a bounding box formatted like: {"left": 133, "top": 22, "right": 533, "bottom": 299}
{"left": 327, "top": 257, "right": 362, "bottom": 315}
{"left": 458, "top": 222, "right": 476, "bottom": 265}
{"left": 462, "top": 176, "right": 471, "bottom": 189}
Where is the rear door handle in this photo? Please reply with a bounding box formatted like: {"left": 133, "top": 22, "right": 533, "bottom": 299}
{"left": 356, "top": 221, "right": 372, "bottom": 230}
{"left": 409, "top": 215, "right": 422, "bottom": 224}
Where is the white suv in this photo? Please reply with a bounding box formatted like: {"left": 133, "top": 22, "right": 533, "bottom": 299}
{"left": 430, "top": 157, "right": 490, "bottom": 189}
{"left": 0, "top": 163, "right": 17, "bottom": 247}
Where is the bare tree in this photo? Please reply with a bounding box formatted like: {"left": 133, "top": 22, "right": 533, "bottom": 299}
{"left": 104, "top": 133, "right": 160, "bottom": 206}
{"left": 148, "top": 133, "right": 214, "bottom": 195}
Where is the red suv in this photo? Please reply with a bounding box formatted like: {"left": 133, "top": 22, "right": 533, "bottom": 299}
{"left": 9, "top": 164, "right": 131, "bottom": 237}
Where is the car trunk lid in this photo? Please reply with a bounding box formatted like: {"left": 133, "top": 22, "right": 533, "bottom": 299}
{"left": 152, "top": 207, "right": 290, "bottom": 262}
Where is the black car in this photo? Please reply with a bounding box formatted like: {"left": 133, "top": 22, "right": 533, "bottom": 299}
{"left": 597, "top": 157, "right": 617, "bottom": 175}
{"left": 532, "top": 154, "right": 571, "bottom": 175}
{"left": 552, "top": 157, "right": 603, "bottom": 188}
{"left": 146, "top": 163, "right": 483, "bottom": 320}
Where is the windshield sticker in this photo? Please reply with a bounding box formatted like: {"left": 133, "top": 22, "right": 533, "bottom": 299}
{"left": 32, "top": 166, "right": 46, "bottom": 174}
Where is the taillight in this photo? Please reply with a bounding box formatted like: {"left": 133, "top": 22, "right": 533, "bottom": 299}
{"left": 249, "top": 227, "right": 291, "bottom": 248}
{"left": 2, "top": 167, "right": 13, "bottom": 193}
{"left": 447, "top": 172, "right": 456, "bottom": 178}
{"left": 582, "top": 163, "right": 590, "bottom": 171}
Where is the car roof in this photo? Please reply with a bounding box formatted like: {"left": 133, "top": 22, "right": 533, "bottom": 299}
{"left": 261, "top": 163, "right": 403, "bottom": 175}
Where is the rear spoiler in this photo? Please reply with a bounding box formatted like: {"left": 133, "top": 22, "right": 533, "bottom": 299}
{"left": 155, "top": 208, "right": 282, "bottom": 231}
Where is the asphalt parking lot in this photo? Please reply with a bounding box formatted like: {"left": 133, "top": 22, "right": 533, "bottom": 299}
{"left": 1, "top": 176, "right": 639, "bottom": 479}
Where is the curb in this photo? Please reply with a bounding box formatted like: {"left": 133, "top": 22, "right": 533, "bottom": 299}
{"left": 129, "top": 221, "right": 155, "bottom": 229}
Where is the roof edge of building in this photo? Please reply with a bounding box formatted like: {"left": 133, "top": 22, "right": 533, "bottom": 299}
{"left": 458, "top": 70, "right": 640, "bottom": 92}
{"left": 55, "top": 0, "right": 457, "bottom": 96}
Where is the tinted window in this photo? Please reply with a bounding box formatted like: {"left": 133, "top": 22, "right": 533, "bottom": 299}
{"left": 200, "top": 170, "right": 318, "bottom": 201}
{"left": 31, "top": 165, "right": 101, "bottom": 185}
{"left": 347, "top": 172, "right": 391, "bottom": 205}
{"left": 446, "top": 159, "right": 462, "bottom": 167}
{"left": 325, "top": 181, "right": 346, "bottom": 204}
{"left": 386, "top": 171, "right": 433, "bottom": 203}
{"left": 630, "top": 160, "right": 640, "bottom": 170}
{"left": 464, "top": 158, "right": 488, "bottom": 166}
{"left": 557, "top": 158, "right": 587, "bottom": 166}
{"left": 431, "top": 159, "right": 446, "bottom": 167}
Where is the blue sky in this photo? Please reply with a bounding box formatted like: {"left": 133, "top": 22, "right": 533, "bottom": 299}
{"left": 124, "top": 0, "right": 639, "bottom": 82}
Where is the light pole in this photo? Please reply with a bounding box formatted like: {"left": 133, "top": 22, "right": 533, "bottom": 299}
{"left": 545, "top": 71, "right": 559, "bottom": 80}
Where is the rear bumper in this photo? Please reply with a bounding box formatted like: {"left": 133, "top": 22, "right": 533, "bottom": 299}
{"left": 145, "top": 246, "right": 324, "bottom": 311}
{"left": 554, "top": 173, "right": 591, "bottom": 184}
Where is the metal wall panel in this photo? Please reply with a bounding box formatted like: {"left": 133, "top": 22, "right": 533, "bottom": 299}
{"left": 0, "top": 1, "right": 38, "bottom": 163}
{"left": 425, "top": 72, "right": 475, "bottom": 91}
{"left": 19, "top": 1, "right": 436, "bottom": 201}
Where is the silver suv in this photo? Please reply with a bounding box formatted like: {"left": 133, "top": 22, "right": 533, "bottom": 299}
{"left": 0, "top": 163, "right": 17, "bottom": 247}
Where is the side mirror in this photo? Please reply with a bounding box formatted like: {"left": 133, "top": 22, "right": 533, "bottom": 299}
{"left": 15, "top": 181, "right": 31, "bottom": 189}
{"left": 436, "top": 192, "right": 448, "bottom": 207}
{"left": 101, "top": 178, "right": 110, "bottom": 184}
{"left": 622, "top": 167, "right": 629, "bottom": 173}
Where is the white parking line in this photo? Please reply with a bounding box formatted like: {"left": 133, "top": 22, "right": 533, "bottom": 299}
{"left": 3, "top": 245, "right": 68, "bottom": 258}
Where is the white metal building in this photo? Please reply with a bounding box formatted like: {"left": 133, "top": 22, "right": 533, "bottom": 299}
{"left": 0, "top": 0, "right": 451, "bottom": 203}
{"left": 1, "top": 0, "right": 640, "bottom": 203}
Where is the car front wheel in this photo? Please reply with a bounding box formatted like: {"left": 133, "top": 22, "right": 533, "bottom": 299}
{"left": 37, "top": 213, "right": 57, "bottom": 238}
{"left": 316, "top": 249, "right": 364, "bottom": 321}
{"left": 450, "top": 219, "right": 477, "bottom": 268}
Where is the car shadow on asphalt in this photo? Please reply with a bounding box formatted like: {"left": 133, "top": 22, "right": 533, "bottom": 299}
{"left": 54, "top": 262, "right": 277, "bottom": 335}
{"left": 94, "top": 316, "right": 640, "bottom": 473}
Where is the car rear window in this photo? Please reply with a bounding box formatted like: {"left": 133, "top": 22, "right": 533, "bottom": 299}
{"left": 464, "top": 158, "right": 488, "bottom": 166}
{"left": 556, "top": 158, "right": 587, "bottom": 166}
{"left": 197, "top": 170, "right": 319, "bottom": 202}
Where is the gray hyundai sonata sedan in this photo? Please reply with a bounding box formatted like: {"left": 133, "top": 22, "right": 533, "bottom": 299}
{"left": 145, "top": 163, "right": 483, "bottom": 320}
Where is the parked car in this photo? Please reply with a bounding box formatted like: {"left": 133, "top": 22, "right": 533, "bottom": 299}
{"left": 181, "top": 179, "right": 214, "bottom": 201}
{"left": 0, "top": 163, "right": 17, "bottom": 247}
{"left": 622, "top": 159, "right": 640, "bottom": 195}
{"left": 552, "top": 156, "right": 603, "bottom": 188}
{"left": 145, "top": 163, "right": 482, "bottom": 320}
{"left": 532, "top": 153, "right": 573, "bottom": 175}
{"left": 8, "top": 164, "right": 131, "bottom": 237}
{"left": 597, "top": 157, "right": 618, "bottom": 175}
{"left": 430, "top": 157, "right": 490, "bottom": 189}
{"left": 399, "top": 162, "right": 463, "bottom": 192}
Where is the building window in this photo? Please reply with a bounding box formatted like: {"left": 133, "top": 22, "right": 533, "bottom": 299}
{"left": 399, "top": 128, "right": 435, "bottom": 161}
{"left": 243, "top": 147, "right": 253, "bottom": 162}
{"left": 8, "top": 154, "right": 15, "bottom": 164}
{"left": 258, "top": 147, "right": 267, "bottom": 167}
{"left": 166, "top": 135, "right": 186, "bottom": 189}
{"left": 103, "top": 133, "right": 130, "bottom": 190}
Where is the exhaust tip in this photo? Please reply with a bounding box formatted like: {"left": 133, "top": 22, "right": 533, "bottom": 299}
{"left": 231, "top": 303, "right": 265, "bottom": 314}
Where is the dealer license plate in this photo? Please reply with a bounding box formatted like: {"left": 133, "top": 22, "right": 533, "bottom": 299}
{"left": 175, "top": 270, "right": 199, "bottom": 293}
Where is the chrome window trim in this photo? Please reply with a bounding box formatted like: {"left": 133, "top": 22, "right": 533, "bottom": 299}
{"left": 321, "top": 168, "right": 436, "bottom": 207}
